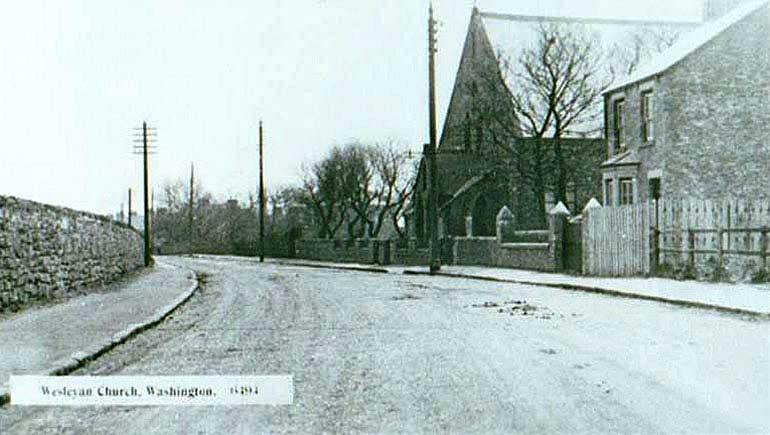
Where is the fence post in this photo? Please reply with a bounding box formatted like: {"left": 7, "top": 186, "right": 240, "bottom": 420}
{"left": 382, "top": 240, "right": 391, "bottom": 266}
{"left": 650, "top": 226, "right": 660, "bottom": 276}
{"left": 688, "top": 229, "right": 695, "bottom": 271}
{"left": 496, "top": 206, "right": 514, "bottom": 243}
{"left": 465, "top": 215, "right": 473, "bottom": 237}
{"left": 648, "top": 199, "right": 659, "bottom": 276}
{"left": 717, "top": 228, "right": 724, "bottom": 273}
{"left": 761, "top": 227, "right": 768, "bottom": 269}
{"left": 548, "top": 202, "right": 570, "bottom": 272}
{"left": 581, "top": 198, "right": 602, "bottom": 275}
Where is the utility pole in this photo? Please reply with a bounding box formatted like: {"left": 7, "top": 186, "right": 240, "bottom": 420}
{"left": 258, "top": 120, "right": 265, "bottom": 263}
{"left": 133, "top": 122, "right": 156, "bottom": 267}
{"left": 189, "top": 162, "right": 195, "bottom": 254}
{"left": 128, "top": 187, "right": 133, "bottom": 227}
{"left": 427, "top": 3, "right": 441, "bottom": 273}
{"left": 142, "top": 122, "right": 152, "bottom": 266}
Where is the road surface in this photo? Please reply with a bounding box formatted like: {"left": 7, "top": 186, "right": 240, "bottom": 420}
{"left": 2, "top": 255, "right": 768, "bottom": 434}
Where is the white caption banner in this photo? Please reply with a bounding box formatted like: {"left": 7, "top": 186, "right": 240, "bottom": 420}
{"left": 10, "top": 375, "right": 293, "bottom": 406}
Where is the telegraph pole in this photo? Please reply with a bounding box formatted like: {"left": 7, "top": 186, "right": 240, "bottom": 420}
{"left": 133, "top": 122, "right": 156, "bottom": 267}
{"left": 258, "top": 120, "right": 265, "bottom": 263}
{"left": 142, "top": 122, "right": 151, "bottom": 266}
{"left": 128, "top": 188, "right": 133, "bottom": 227}
{"left": 427, "top": 3, "right": 441, "bottom": 273}
{"left": 189, "top": 162, "right": 195, "bottom": 254}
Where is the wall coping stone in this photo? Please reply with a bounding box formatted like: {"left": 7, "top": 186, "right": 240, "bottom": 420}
{"left": 500, "top": 242, "right": 550, "bottom": 250}
{"left": 0, "top": 195, "right": 141, "bottom": 235}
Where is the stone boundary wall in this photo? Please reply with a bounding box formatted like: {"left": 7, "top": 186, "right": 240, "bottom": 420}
{"left": 389, "top": 246, "right": 430, "bottom": 266}
{"left": 453, "top": 237, "right": 556, "bottom": 272}
{"left": 295, "top": 239, "right": 376, "bottom": 264}
{"left": 295, "top": 239, "right": 429, "bottom": 266}
{"left": 296, "top": 204, "right": 572, "bottom": 271}
{"left": 0, "top": 195, "right": 143, "bottom": 311}
{"left": 295, "top": 232, "right": 558, "bottom": 271}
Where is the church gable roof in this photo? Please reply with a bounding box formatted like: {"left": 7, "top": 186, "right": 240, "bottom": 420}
{"left": 439, "top": 8, "right": 519, "bottom": 152}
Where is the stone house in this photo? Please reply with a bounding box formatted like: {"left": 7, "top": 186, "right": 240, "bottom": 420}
{"left": 601, "top": 0, "right": 770, "bottom": 206}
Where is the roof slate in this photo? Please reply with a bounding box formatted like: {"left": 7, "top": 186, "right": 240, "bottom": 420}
{"left": 605, "top": 0, "right": 769, "bottom": 93}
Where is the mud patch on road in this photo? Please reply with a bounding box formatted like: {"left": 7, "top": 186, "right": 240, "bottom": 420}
{"left": 396, "top": 281, "right": 461, "bottom": 293}
{"left": 471, "top": 299, "right": 560, "bottom": 319}
{"left": 392, "top": 293, "right": 421, "bottom": 301}
{"left": 471, "top": 301, "right": 501, "bottom": 308}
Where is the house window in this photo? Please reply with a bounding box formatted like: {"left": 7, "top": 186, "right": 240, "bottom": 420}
{"left": 613, "top": 99, "right": 626, "bottom": 151}
{"left": 604, "top": 179, "right": 614, "bottom": 206}
{"left": 641, "top": 91, "right": 654, "bottom": 143}
{"left": 620, "top": 178, "right": 634, "bottom": 205}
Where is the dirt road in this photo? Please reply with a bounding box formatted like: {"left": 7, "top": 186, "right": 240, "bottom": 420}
{"left": 2, "top": 255, "right": 767, "bottom": 434}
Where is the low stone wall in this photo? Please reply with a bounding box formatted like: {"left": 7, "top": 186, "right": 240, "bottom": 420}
{"left": 296, "top": 233, "right": 558, "bottom": 271}
{"left": 0, "top": 196, "right": 143, "bottom": 311}
{"left": 295, "top": 239, "right": 429, "bottom": 266}
{"left": 453, "top": 237, "right": 556, "bottom": 272}
{"left": 295, "top": 239, "right": 376, "bottom": 264}
{"left": 390, "top": 243, "right": 430, "bottom": 266}
{"left": 294, "top": 206, "right": 571, "bottom": 271}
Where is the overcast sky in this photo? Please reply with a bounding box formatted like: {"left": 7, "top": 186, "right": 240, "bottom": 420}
{"left": 0, "top": 0, "right": 701, "bottom": 215}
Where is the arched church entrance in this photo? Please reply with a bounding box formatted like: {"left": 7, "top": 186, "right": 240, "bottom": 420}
{"left": 471, "top": 189, "right": 506, "bottom": 236}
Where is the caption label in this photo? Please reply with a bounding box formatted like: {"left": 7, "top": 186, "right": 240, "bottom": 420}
{"left": 10, "top": 375, "right": 293, "bottom": 406}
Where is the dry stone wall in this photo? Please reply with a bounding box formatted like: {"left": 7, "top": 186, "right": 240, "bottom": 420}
{"left": 0, "top": 196, "right": 143, "bottom": 311}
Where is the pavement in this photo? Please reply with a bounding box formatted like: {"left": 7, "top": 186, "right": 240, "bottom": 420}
{"left": 266, "top": 257, "right": 770, "bottom": 317}
{"left": 0, "top": 258, "right": 198, "bottom": 405}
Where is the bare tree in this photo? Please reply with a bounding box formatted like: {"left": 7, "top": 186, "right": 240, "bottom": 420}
{"left": 301, "top": 153, "right": 347, "bottom": 238}
{"left": 342, "top": 143, "right": 375, "bottom": 239}
{"left": 610, "top": 26, "right": 681, "bottom": 76}
{"left": 363, "top": 142, "right": 415, "bottom": 238}
{"left": 507, "top": 24, "right": 609, "bottom": 204}
{"left": 469, "top": 23, "right": 611, "bottom": 225}
{"left": 387, "top": 150, "right": 418, "bottom": 239}
{"left": 301, "top": 144, "right": 370, "bottom": 239}
{"left": 300, "top": 141, "right": 417, "bottom": 240}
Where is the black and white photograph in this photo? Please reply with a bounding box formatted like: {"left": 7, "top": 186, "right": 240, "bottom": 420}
{"left": 0, "top": 0, "right": 768, "bottom": 433}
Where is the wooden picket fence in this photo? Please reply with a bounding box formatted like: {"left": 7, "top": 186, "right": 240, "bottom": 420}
{"left": 656, "top": 198, "right": 770, "bottom": 280}
{"left": 582, "top": 198, "right": 770, "bottom": 278}
{"left": 582, "top": 202, "right": 651, "bottom": 276}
